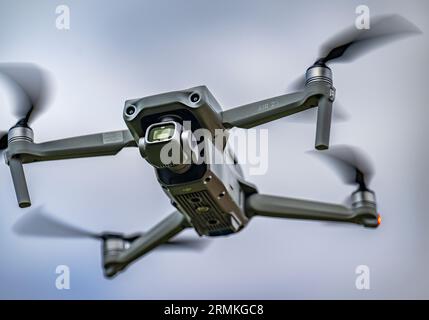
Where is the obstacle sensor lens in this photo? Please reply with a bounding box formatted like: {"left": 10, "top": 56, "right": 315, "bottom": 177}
{"left": 190, "top": 93, "right": 200, "bottom": 103}
{"left": 125, "top": 105, "right": 136, "bottom": 116}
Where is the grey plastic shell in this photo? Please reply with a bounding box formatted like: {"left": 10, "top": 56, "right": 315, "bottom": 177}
{"left": 123, "top": 85, "right": 224, "bottom": 143}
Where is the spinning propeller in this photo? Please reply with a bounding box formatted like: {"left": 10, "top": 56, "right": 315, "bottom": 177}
{"left": 285, "top": 14, "right": 421, "bottom": 123}
{"left": 309, "top": 144, "right": 380, "bottom": 226}
{"left": 13, "top": 207, "right": 208, "bottom": 251}
{"left": 310, "top": 145, "right": 374, "bottom": 192}
{"left": 0, "top": 63, "right": 53, "bottom": 150}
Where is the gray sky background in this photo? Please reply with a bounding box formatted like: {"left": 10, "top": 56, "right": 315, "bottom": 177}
{"left": 0, "top": 0, "right": 428, "bottom": 299}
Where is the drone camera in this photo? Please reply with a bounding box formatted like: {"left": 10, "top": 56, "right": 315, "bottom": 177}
{"left": 139, "top": 121, "right": 182, "bottom": 168}
{"left": 139, "top": 121, "right": 199, "bottom": 174}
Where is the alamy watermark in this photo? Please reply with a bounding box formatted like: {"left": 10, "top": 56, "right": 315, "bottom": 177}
{"left": 55, "top": 265, "right": 70, "bottom": 290}
{"left": 157, "top": 121, "right": 268, "bottom": 176}
{"left": 56, "top": 5, "right": 70, "bottom": 30}
{"left": 355, "top": 5, "right": 370, "bottom": 30}
{"left": 355, "top": 265, "right": 370, "bottom": 290}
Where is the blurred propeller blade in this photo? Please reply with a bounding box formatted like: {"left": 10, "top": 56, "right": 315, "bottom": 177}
{"left": 124, "top": 232, "right": 209, "bottom": 251}
{"left": 14, "top": 207, "right": 209, "bottom": 251}
{"left": 317, "top": 14, "right": 421, "bottom": 65}
{"left": 284, "top": 101, "right": 349, "bottom": 123}
{"left": 283, "top": 14, "right": 420, "bottom": 126}
{"left": 13, "top": 206, "right": 100, "bottom": 239}
{"left": 0, "top": 131, "right": 7, "bottom": 150}
{"left": 0, "top": 63, "right": 53, "bottom": 126}
{"left": 159, "top": 236, "right": 210, "bottom": 251}
{"left": 309, "top": 145, "right": 374, "bottom": 190}
{"left": 287, "top": 75, "right": 306, "bottom": 92}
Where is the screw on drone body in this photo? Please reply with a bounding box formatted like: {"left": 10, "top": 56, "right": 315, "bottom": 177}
{"left": 218, "top": 191, "right": 226, "bottom": 199}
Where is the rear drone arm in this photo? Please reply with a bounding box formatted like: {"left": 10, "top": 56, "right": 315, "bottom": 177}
{"left": 4, "top": 129, "right": 137, "bottom": 208}
{"left": 221, "top": 66, "right": 335, "bottom": 150}
{"left": 102, "top": 211, "right": 191, "bottom": 278}
{"left": 245, "top": 193, "right": 380, "bottom": 228}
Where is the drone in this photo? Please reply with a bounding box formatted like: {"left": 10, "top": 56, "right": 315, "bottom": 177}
{"left": 0, "top": 15, "right": 420, "bottom": 278}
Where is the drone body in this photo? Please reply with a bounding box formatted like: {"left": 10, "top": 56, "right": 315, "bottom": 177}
{"left": 124, "top": 85, "right": 253, "bottom": 237}
{"left": 0, "top": 14, "right": 420, "bottom": 278}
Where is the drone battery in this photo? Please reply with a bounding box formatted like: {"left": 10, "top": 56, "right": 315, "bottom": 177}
{"left": 158, "top": 163, "right": 249, "bottom": 237}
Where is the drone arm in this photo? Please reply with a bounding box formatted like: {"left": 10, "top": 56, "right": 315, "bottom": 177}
{"left": 315, "top": 95, "right": 333, "bottom": 150}
{"left": 246, "top": 194, "right": 378, "bottom": 227}
{"left": 15, "top": 130, "right": 137, "bottom": 163}
{"left": 221, "top": 91, "right": 314, "bottom": 129}
{"left": 8, "top": 157, "right": 31, "bottom": 208}
{"left": 5, "top": 129, "right": 137, "bottom": 208}
{"left": 221, "top": 83, "right": 334, "bottom": 149}
{"left": 103, "top": 211, "right": 191, "bottom": 277}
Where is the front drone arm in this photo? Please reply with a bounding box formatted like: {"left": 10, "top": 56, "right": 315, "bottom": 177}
{"left": 6, "top": 129, "right": 136, "bottom": 163}
{"left": 221, "top": 91, "right": 311, "bottom": 129}
{"left": 246, "top": 193, "right": 379, "bottom": 228}
{"left": 102, "top": 211, "right": 191, "bottom": 278}
{"left": 221, "top": 67, "right": 335, "bottom": 150}
{"left": 5, "top": 129, "right": 137, "bottom": 208}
